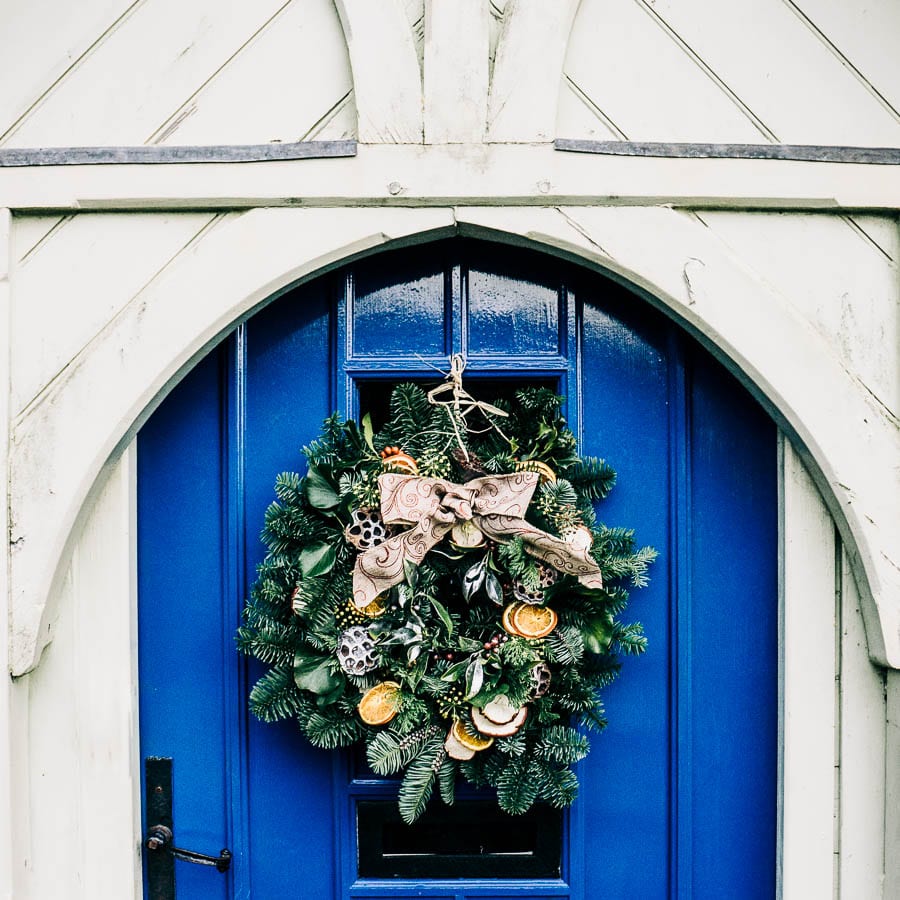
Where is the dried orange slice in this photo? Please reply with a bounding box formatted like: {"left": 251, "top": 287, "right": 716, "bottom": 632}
{"left": 512, "top": 604, "right": 558, "bottom": 639}
{"left": 358, "top": 681, "right": 401, "bottom": 725}
{"left": 361, "top": 594, "right": 388, "bottom": 618}
{"left": 502, "top": 603, "right": 524, "bottom": 636}
{"left": 452, "top": 718, "right": 494, "bottom": 751}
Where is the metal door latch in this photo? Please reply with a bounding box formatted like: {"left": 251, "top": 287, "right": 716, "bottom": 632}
{"left": 145, "top": 756, "right": 232, "bottom": 898}
{"left": 145, "top": 824, "right": 232, "bottom": 872}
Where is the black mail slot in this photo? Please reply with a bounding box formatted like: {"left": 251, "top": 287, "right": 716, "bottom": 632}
{"left": 356, "top": 799, "right": 562, "bottom": 879}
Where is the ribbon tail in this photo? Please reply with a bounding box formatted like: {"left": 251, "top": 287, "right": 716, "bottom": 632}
{"left": 477, "top": 514, "right": 604, "bottom": 591}
{"left": 352, "top": 519, "right": 452, "bottom": 608}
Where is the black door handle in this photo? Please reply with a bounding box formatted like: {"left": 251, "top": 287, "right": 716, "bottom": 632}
{"left": 145, "top": 756, "right": 232, "bottom": 899}
{"left": 145, "top": 824, "right": 232, "bottom": 872}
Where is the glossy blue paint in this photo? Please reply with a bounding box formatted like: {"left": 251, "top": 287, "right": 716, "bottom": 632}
{"left": 138, "top": 240, "right": 776, "bottom": 898}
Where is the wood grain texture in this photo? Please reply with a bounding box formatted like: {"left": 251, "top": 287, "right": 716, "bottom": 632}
{"left": 146, "top": 0, "right": 355, "bottom": 146}
{"left": 2, "top": 0, "right": 293, "bottom": 148}
{"left": 424, "top": 0, "right": 489, "bottom": 143}
{"left": 643, "top": 0, "right": 900, "bottom": 145}
{"left": 559, "top": 0, "right": 900, "bottom": 146}
{"left": 11, "top": 212, "right": 216, "bottom": 417}
{"left": 561, "top": 0, "right": 766, "bottom": 143}
{"left": 0, "top": 141, "right": 357, "bottom": 167}
{"left": 333, "top": 0, "right": 423, "bottom": 142}
{"left": 838, "top": 554, "right": 887, "bottom": 896}
{"left": 555, "top": 139, "right": 900, "bottom": 165}
{"left": 0, "top": 0, "right": 138, "bottom": 142}
{"left": 487, "top": 0, "right": 581, "bottom": 142}
{"left": 16, "top": 450, "right": 139, "bottom": 899}
{"left": 781, "top": 443, "right": 836, "bottom": 899}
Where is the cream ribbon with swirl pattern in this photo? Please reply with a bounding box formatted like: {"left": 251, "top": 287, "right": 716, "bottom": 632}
{"left": 352, "top": 472, "right": 603, "bottom": 608}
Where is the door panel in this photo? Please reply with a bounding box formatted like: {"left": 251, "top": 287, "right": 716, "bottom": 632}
{"left": 138, "top": 240, "right": 776, "bottom": 898}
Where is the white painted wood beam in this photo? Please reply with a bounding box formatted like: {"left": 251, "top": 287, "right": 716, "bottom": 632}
{"left": 424, "top": 0, "right": 489, "bottom": 143}
{"left": 781, "top": 443, "right": 836, "bottom": 898}
{"left": 487, "top": 0, "right": 582, "bottom": 141}
{"left": 332, "top": 0, "right": 423, "bottom": 142}
{"left": 2, "top": 144, "right": 900, "bottom": 211}
{"left": 0, "top": 207, "right": 14, "bottom": 900}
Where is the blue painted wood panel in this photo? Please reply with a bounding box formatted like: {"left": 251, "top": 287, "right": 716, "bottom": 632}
{"left": 138, "top": 240, "right": 776, "bottom": 899}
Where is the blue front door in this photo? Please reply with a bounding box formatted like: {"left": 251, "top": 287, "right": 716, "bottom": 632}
{"left": 138, "top": 240, "right": 777, "bottom": 898}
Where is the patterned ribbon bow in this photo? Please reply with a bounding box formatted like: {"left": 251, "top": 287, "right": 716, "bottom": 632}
{"left": 352, "top": 472, "right": 603, "bottom": 608}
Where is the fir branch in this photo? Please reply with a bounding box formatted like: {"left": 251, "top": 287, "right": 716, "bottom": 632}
{"left": 398, "top": 737, "right": 445, "bottom": 824}
{"left": 536, "top": 726, "right": 589, "bottom": 765}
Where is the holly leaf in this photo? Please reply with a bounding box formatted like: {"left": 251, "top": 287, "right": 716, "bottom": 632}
{"left": 484, "top": 572, "right": 503, "bottom": 606}
{"left": 464, "top": 658, "right": 485, "bottom": 700}
{"left": 305, "top": 465, "right": 339, "bottom": 510}
{"left": 461, "top": 558, "right": 486, "bottom": 602}
{"left": 430, "top": 597, "right": 454, "bottom": 639}
{"left": 300, "top": 542, "right": 336, "bottom": 578}
{"left": 293, "top": 654, "right": 341, "bottom": 696}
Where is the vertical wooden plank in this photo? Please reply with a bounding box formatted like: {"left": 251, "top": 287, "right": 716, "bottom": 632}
{"left": 424, "top": 0, "right": 489, "bottom": 143}
{"left": 885, "top": 670, "right": 900, "bottom": 899}
{"left": 0, "top": 207, "right": 15, "bottom": 900}
{"left": 781, "top": 441, "right": 835, "bottom": 899}
{"left": 21, "top": 451, "right": 139, "bottom": 898}
{"left": 73, "top": 447, "right": 142, "bottom": 898}
{"left": 333, "top": 0, "right": 423, "bottom": 143}
{"left": 838, "top": 551, "right": 887, "bottom": 897}
{"left": 487, "top": 0, "right": 581, "bottom": 141}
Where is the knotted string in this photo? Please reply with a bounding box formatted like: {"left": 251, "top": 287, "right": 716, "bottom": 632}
{"left": 426, "top": 354, "right": 511, "bottom": 461}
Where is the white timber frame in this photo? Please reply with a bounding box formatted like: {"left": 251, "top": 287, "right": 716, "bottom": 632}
{"left": 1, "top": 0, "right": 898, "bottom": 896}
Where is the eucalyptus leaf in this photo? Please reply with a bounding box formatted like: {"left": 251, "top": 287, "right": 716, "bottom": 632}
{"left": 430, "top": 597, "right": 454, "bottom": 639}
{"left": 304, "top": 465, "right": 339, "bottom": 510}
{"left": 300, "top": 542, "right": 336, "bottom": 578}
{"left": 464, "top": 658, "right": 485, "bottom": 700}
{"left": 461, "top": 558, "right": 486, "bottom": 602}
{"left": 293, "top": 654, "right": 341, "bottom": 696}
{"left": 484, "top": 572, "right": 503, "bottom": 606}
{"left": 440, "top": 659, "right": 470, "bottom": 682}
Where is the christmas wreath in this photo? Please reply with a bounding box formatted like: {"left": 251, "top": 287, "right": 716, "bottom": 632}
{"left": 238, "top": 359, "right": 655, "bottom": 824}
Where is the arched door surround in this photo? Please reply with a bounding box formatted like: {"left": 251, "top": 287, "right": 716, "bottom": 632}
{"left": 8, "top": 207, "right": 898, "bottom": 677}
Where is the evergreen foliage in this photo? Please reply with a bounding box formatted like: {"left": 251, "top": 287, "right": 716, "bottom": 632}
{"left": 239, "top": 380, "right": 655, "bottom": 823}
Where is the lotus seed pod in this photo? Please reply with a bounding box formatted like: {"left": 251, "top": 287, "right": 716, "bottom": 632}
{"left": 345, "top": 508, "right": 390, "bottom": 550}
{"left": 336, "top": 625, "right": 378, "bottom": 675}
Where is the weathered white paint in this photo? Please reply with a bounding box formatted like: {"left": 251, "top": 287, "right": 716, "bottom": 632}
{"left": 0, "top": 0, "right": 135, "bottom": 140}
{"left": 11, "top": 448, "right": 140, "bottom": 900}
{"left": 4, "top": 145, "right": 900, "bottom": 212}
{"left": 782, "top": 441, "right": 836, "bottom": 898}
{"left": 146, "top": 0, "right": 355, "bottom": 146}
{"left": 637, "top": 0, "right": 900, "bottom": 145}
{"left": 6, "top": 205, "right": 900, "bottom": 679}
{"left": 698, "top": 211, "right": 900, "bottom": 440}
{"left": 561, "top": 0, "right": 771, "bottom": 142}
{"left": 332, "top": 0, "right": 423, "bottom": 143}
{"left": 837, "top": 554, "right": 887, "bottom": 894}
{"left": 11, "top": 212, "right": 215, "bottom": 418}
{"left": 2, "top": 0, "right": 298, "bottom": 148}
{"left": 0, "top": 208, "right": 14, "bottom": 900}
{"left": 487, "top": 0, "right": 581, "bottom": 142}
{"left": 791, "top": 0, "right": 900, "bottom": 115}
{"left": 424, "top": 0, "right": 489, "bottom": 144}
{"left": 886, "top": 670, "right": 900, "bottom": 898}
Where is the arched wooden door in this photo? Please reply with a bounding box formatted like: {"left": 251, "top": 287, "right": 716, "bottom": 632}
{"left": 138, "top": 240, "right": 777, "bottom": 899}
